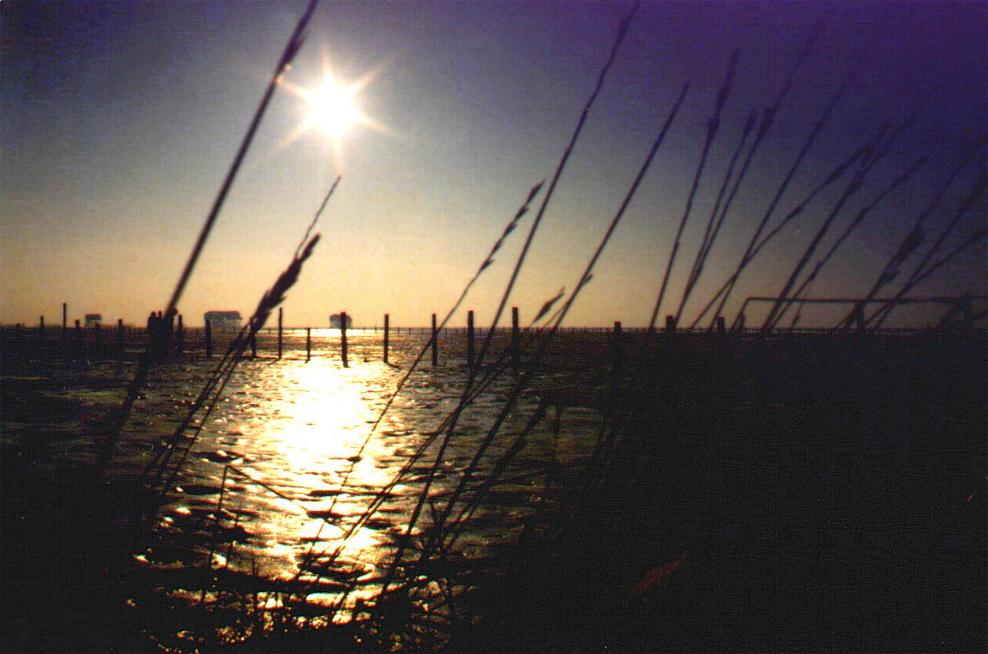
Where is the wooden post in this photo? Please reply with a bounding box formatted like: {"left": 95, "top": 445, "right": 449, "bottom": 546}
{"left": 250, "top": 331, "right": 257, "bottom": 358}
{"left": 117, "top": 318, "right": 125, "bottom": 356}
{"left": 612, "top": 320, "right": 623, "bottom": 384}
{"left": 511, "top": 306, "right": 520, "bottom": 374}
{"left": 176, "top": 314, "right": 184, "bottom": 358}
{"left": 467, "top": 310, "right": 475, "bottom": 369}
{"left": 62, "top": 302, "right": 67, "bottom": 346}
{"left": 715, "top": 316, "right": 726, "bottom": 336}
{"left": 431, "top": 313, "right": 438, "bottom": 366}
{"left": 204, "top": 319, "right": 213, "bottom": 358}
{"left": 39, "top": 316, "right": 45, "bottom": 339}
{"left": 341, "top": 311, "right": 349, "bottom": 367}
{"left": 853, "top": 303, "right": 865, "bottom": 335}
{"left": 74, "top": 319, "right": 83, "bottom": 359}
{"left": 383, "top": 313, "right": 390, "bottom": 364}
{"left": 306, "top": 327, "right": 311, "bottom": 362}
{"left": 93, "top": 323, "right": 101, "bottom": 358}
{"left": 277, "top": 307, "right": 283, "bottom": 359}
{"left": 735, "top": 313, "right": 746, "bottom": 334}
{"left": 665, "top": 315, "right": 676, "bottom": 334}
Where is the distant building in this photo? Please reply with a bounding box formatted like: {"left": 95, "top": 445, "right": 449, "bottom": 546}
{"left": 204, "top": 310, "right": 243, "bottom": 331}
{"left": 84, "top": 314, "right": 102, "bottom": 328}
{"left": 329, "top": 313, "right": 353, "bottom": 329}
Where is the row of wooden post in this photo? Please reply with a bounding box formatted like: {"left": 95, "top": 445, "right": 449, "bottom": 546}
{"left": 20, "top": 306, "right": 726, "bottom": 365}
{"left": 32, "top": 314, "right": 145, "bottom": 359}
{"left": 270, "top": 308, "right": 506, "bottom": 369}
{"left": 664, "top": 314, "right": 727, "bottom": 335}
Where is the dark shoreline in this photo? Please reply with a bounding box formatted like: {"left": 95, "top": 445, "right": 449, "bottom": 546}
{"left": 2, "top": 330, "right": 986, "bottom": 652}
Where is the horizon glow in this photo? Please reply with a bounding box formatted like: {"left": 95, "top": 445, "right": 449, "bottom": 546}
{"left": 1, "top": 1, "right": 985, "bottom": 329}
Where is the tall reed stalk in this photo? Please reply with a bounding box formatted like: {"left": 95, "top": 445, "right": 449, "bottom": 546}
{"left": 764, "top": 106, "right": 930, "bottom": 330}
{"left": 286, "top": 285, "right": 568, "bottom": 601}
{"left": 369, "top": 180, "right": 543, "bottom": 436}
{"left": 760, "top": 126, "right": 892, "bottom": 331}
{"left": 836, "top": 138, "right": 986, "bottom": 330}
{"left": 384, "top": 5, "right": 641, "bottom": 586}
{"left": 423, "top": 82, "right": 689, "bottom": 563}
{"left": 648, "top": 50, "right": 738, "bottom": 331}
{"left": 763, "top": 104, "right": 925, "bottom": 329}
{"left": 287, "top": 180, "right": 544, "bottom": 575}
{"left": 674, "top": 110, "right": 756, "bottom": 324}
{"left": 783, "top": 157, "right": 926, "bottom": 329}
{"left": 686, "top": 138, "right": 867, "bottom": 330}
{"left": 95, "top": 0, "right": 320, "bottom": 476}
{"left": 144, "top": 234, "right": 321, "bottom": 507}
{"left": 697, "top": 36, "right": 872, "bottom": 329}
{"left": 868, "top": 171, "right": 987, "bottom": 327}
{"left": 142, "top": 175, "right": 337, "bottom": 520}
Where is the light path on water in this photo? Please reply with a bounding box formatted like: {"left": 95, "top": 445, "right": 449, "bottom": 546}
{"left": 132, "top": 330, "right": 599, "bottom": 618}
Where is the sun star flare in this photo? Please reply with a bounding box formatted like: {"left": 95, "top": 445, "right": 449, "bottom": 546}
{"left": 304, "top": 74, "right": 364, "bottom": 139}
{"left": 278, "top": 62, "right": 386, "bottom": 167}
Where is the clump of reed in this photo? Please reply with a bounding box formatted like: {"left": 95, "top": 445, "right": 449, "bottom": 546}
{"left": 345, "top": 10, "right": 986, "bottom": 652}
{"left": 95, "top": 2, "right": 988, "bottom": 652}
{"left": 95, "top": 0, "right": 322, "bottom": 478}
{"left": 57, "top": 2, "right": 344, "bottom": 649}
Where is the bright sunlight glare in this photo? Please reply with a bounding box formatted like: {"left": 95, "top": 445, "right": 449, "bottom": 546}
{"left": 305, "top": 76, "right": 362, "bottom": 138}
{"left": 279, "top": 63, "right": 387, "bottom": 168}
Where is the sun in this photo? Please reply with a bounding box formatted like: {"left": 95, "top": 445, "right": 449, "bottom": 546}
{"left": 279, "top": 62, "right": 387, "bottom": 168}
{"left": 304, "top": 75, "right": 363, "bottom": 139}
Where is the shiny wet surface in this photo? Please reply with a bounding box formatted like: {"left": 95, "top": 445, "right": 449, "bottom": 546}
{"left": 2, "top": 330, "right": 985, "bottom": 652}
{"left": 3, "top": 330, "right": 584, "bottom": 648}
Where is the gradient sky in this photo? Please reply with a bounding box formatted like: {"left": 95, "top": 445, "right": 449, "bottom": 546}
{"left": 2, "top": 0, "right": 985, "bottom": 328}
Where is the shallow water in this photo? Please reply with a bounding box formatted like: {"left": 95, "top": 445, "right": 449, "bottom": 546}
{"left": 1, "top": 329, "right": 596, "bottom": 642}
{"left": 3, "top": 329, "right": 984, "bottom": 651}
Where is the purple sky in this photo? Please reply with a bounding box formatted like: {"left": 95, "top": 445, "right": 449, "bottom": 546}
{"left": 2, "top": 0, "right": 985, "bottom": 327}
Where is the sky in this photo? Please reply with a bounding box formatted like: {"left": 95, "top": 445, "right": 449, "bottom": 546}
{"left": 2, "top": 0, "right": 985, "bottom": 328}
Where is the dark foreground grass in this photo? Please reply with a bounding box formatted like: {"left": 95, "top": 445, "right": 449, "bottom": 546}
{"left": 2, "top": 330, "right": 986, "bottom": 652}
{"left": 435, "top": 331, "right": 987, "bottom": 653}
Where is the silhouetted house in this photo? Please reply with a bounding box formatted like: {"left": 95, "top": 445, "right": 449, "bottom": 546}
{"left": 329, "top": 313, "right": 353, "bottom": 329}
{"left": 204, "top": 310, "right": 243, "bottom": 331}
{"left": 84, "top": 313, "right": 102, "bottom": 328}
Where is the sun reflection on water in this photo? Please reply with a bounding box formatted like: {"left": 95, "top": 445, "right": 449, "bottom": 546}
{"left": 141, "top": 334, "right": 556, "bottom": 644}
{"left": 188, "top": 357, "right": 411, "bottom": 588}
{"left": 265, "top": 360, "right": 377, "bottom": 468}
